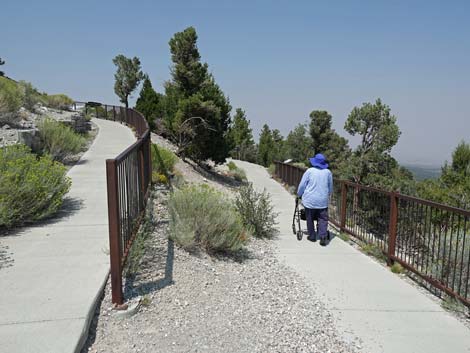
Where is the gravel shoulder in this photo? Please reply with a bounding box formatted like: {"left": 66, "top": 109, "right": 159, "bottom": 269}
{"left": 82, "top": 184, "right": 360, "bottom": 353}
{"left": 82, "top": 134, "right": 360, "bottom": 352}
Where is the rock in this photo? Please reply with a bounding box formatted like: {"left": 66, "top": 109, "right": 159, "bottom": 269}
{"left": 17, "top": 129, "right": 42, "bottom": 151}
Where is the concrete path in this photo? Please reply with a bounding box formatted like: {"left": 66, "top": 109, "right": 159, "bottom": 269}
{"left": 0, "top": 119, "right": 135, "bottom": 353}
{"left": 235, "top": 160, "right": 470, "bottom": 353}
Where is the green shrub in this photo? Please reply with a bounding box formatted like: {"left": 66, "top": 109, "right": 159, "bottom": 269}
{"left": 361, "top": 243, "right": 387, "bottom": 262}
{"left": 151, "top": 144, "right": 177, "bottom": 175}
{"left": 37, "top": 118, "right": 87, "bottom": 162}
{"left": 390, "top": 262, "right": 404, "bottom": 274}
{"left": 43, "top": 94, "right": 73, "bottom": 110}
{"left": 338, "top": 232, "right": 350, "bottom": 242}
{"left": 169, "top": 184, "right": 249, "bottom": 253}
{"left": 18, "top": 81, "right": 42, "bottom": 112}
{"left": 152, "top": 172, "right": 168, "bottom": 184}
{"left": 227, "top": 161, "right": 237, "bottom": 171}
{"left": 235, "top": 183, "right": 278, "bottom": 238}
{"left": 0, "top": 77, "right": 23, "bottom": 123}
{"left": 0, "top": 145, "right": 71, "bottom": 228}
{"left": 267, "top": 163, "right": 276, "bottom": 176}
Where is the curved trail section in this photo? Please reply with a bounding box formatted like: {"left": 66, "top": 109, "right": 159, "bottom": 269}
{"left": 0, "top": 119, "right": 136, "bottom": 353}
{"left": 235, "top": 160, "right": 470, "bottom": 353}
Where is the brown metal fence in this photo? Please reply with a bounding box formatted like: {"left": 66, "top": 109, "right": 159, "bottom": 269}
{"left": 73, "top": 102, "right": 152, "bottom": 304}
{"left": 274, "top": 161, "right": 470, "bottom": 306}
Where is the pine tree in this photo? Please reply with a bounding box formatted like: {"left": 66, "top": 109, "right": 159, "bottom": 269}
{"left": 165, "top": 27, "right": 232, "bottom": 164}
{"left": 257, "top": 124, "right": 275, "bottom": 167}
{"left": 0, "top": 57, "right": 5, "bottom": 76}
{"left": 285, "top": 123, "right": 312, "bottom": 165}
{"left": 135, "top": 76, "right": 162, "bottom": 130}
{"left": 309, "top": 110, "right": 350, "bottom": 172}
{"left": 228, "top": 108, "right": 256, "bottom": 161}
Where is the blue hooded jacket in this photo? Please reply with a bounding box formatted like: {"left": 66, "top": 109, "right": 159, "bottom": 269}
{"left": 297, "top": 158, "right": 333, "bottom": 209}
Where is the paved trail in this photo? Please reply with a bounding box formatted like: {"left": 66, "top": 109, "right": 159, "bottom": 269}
{"left": 235, "top": 160, "right": 470, "bottom": 353}
{"left": 0, "top": 119, "right": 135, "bottom": 353}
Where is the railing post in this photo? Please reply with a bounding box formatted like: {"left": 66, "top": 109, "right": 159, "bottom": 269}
{"left": 147, "top": 135, "right": 152, "bottom": 186}
{"left": 388, "top": 192, "right": 398, "bottom": 266}
{"left": 106, "top": 159, "right": 123, "bottom": 305}
{"left": 104, "top": 104, "right": 108, "bottom": 118}
{"left": 340, "top": 181, "right": 347, "bottom": 231}
{"left": 113, "top": 106, "right": 116, "bottom": 121}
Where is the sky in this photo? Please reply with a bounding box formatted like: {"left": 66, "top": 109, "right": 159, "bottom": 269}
{"left": 2, "top": 0, "right": 469, "bottom": 166}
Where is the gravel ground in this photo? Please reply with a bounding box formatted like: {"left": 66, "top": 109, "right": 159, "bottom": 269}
{"left": 82, "top": 185, "right": 360, "bottom": 353}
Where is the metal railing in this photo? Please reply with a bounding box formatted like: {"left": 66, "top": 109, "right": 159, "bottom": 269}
{"left": 74, "top": 102, "right": 152, "bottom": 304}
{"left": 274, "top": 161, "right": 470, "bottom": 306}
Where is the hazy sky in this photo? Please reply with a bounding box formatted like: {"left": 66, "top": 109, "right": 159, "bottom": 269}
{"left": 2, "top": 0, "right": 469, "bottom": 165}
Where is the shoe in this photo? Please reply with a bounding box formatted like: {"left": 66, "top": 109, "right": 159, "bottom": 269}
{"left": 307, "top": 235, "right": 317, "bottom": 242}
{"left": 319, "top": 238, "right": 327, "bottom": 246}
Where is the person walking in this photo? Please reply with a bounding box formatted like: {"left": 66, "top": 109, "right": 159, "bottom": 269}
{"left": 297, "top": 153, "right": 333, "bottom": 246}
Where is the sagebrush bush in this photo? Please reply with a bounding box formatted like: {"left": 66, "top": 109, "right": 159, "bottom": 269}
{"left": 226, "top": 161, "right": 247, "bottom": 182}
{"left": 0, "top": 144, "right": 71, "bottom": 228}
{"left": 18, "top": 81, "right": 42, "bottom": 112}
{"left": 169, "top": 185, "right": 249, "bottom": 253}
{"left": 37, "top": 118, "right": 87, "bottom": 162}
{"left": 227, "top": 161, "right": 237, "bottom": 171}
{"left": 43, "top": 94, "right": 73, "bottom": 110}
{"left": 235, "top": 183, "right": 278, "bottom": 238}
{"left": 231, "top": 166, "right": 247, "bottom": 182}
{"left": 151, "top": 144, "right": 177, "bottom": 175}
{"left": 0, "top": 77, "right": 23, "bottom": 124}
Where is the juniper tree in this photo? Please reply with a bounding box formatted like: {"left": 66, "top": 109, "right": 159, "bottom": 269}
{"left": 344, "top": 99, "right": 401, "bottom": 185}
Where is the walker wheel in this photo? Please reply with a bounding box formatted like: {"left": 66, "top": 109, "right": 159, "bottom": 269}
{"left": 297, "top": 231, "right": 303, "bottom": 241}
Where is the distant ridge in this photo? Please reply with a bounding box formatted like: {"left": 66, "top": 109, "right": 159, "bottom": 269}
{"left": 402, "top": 164, "right": 441, "bottom": 181}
